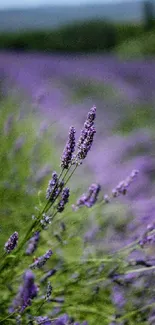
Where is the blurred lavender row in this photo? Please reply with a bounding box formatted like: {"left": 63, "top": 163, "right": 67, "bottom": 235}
{"left": 0, "top": 51, "right": 155, "bottom": 247}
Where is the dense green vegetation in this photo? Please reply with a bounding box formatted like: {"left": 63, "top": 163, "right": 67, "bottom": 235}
{"left": 0, "top": 18, "right": 154, "bottom": 56}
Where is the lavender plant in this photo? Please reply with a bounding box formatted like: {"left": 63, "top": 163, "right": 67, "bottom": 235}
{"left": 0, "top": 103, "right": 155, "bottom": 325}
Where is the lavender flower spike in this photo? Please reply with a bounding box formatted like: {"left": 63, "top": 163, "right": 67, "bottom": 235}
{"left": 30, "top": 249, "right": 52, "bottom": 269}
{"left": 72, "top": 183, "right": 100, "bottom": 210}
{"left": 57, "top": 187, "right": 70, "bottom": 212}
{"left": 10, "top": 270, "right": 38, "bottom": 313}
{"left": 112, "top": 169, "right": 139, "bottom": 198}
{"left": 26, "top": 231, "right": 40, "bottom": 255}
{"left": 4, "top": 231, "right": 18, "bottom": 253}
{"left": 46, "top": 171, "right": 58, "bottom": 201}
{"left": 75, "top": 106, "right": 96, "bottom": 164}
{"left": 34, "top": 316, "right": 52, "bottom": 325}
{"left": 61, "top": 126, "right": 76, "bottom": 169}
{"left": 77, "top": 105, "right": 96, "bottom": 149}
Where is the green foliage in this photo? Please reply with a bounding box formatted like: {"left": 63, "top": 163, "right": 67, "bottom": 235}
{"left": 115, "top": 104, "right": 155, "bottom": 134}
{"left": 0, "top": 18, "right": 155, "bottom": 57}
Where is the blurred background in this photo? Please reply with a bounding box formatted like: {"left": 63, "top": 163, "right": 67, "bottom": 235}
{"left": 1, "top": 2, "right": 155, "bottom": 323}
{"left": 1, "top": 0, "right": 155, "bottom": 254}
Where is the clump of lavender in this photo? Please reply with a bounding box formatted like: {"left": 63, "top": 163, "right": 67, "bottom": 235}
{"left": 75, "top": 106, "right": 96, "bottom": 165}
{"left": 46, "top": 171, "right": 59, "bottom": 202}
{"left": 57, "top": 187, "right": 70, "bottom": 213}
{"left": 139, "top": 224, "right": 155, "bottom": 248}
{"left": 4, "top": 231, "right": 18, "bottom": 254}
{"left": 111, "top": 169, "right": 139, "bottom": 198}
{"left": 26, "top": 231, "right": 40, "bottom": 255}
{"left": 61, "top": 126, "right": 76, "bottom": 169}
{"left": 10, "top": 270, "right": 38, "bottom": 313}
{"left": 30, "top": 249, "right": 52, "bottom": 269}
{"left": 72, "top": 183, "right": 100, "bottom": 210}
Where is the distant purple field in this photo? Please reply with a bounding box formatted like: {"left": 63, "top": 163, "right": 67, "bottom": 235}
{"left": 1, "top": 52, "right": 155, "bottom": 103}
{"left": 0, "top": 51, "right": 155, "bottom": 243}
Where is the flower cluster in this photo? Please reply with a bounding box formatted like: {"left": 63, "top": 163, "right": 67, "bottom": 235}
{"left": 72, "top": 183, "right": 101, "bottom": 210}
{"left": 46, "top": 171, "right": 59, "bottom": 201}
{"left": 57, "top": 187, "right": 70, "bottom": 212}
{"left": 10, "top": 270, "right": 38, "bottom": 313}
{"left": 26, "top": 231, "right": 40, "bottom": 255}
{"left": 112, "top": 169, "right": 139, "bottom": 198}
{"left": 30, "top": 250, "right": 53, "bottom": 269}
{"left": 76, "top": 106, "right": 96, "bottom": 164}
{"left": 4, "top": 231, "right": 18, "bottom": 254}
{"left": 61, "top": 126, "right": 76, "bottom": 169}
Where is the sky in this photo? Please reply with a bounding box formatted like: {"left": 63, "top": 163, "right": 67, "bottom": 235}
{"left": 0, "top": 0, "right": 139, "bottom": 10}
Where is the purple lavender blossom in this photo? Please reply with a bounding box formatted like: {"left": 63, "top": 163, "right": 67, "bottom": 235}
{"left": 139, "top": 224, "right": 155, "bottom": 248}
{"left": 55, "top": 314, "right": 69, "bottom": 325}
{"left": 30, "top": 250, "right": 52, "bottom": 269}
{"left": 77, "top": 106, "right": 96, "bottom": 148}
{"left": 34, "top": 316, "right": 52, "bottom": 325}
{"left": 112, "top": 169, "right": 139, "bottom": 198}
{"left": 40, "top": 269, "right": 57, "bottom": 283}
{"left": 72, "top": 183, "right": 100, "bottom": 210}
{"left": 46, "top": 171, "right": 59, "bottom": 201}
{"left": 61, "top": 126, "right": 76, "bottom": 169}
{"left": 75, "top": 106, "right": 96, "bottom": 164}
{"left": 10, "top": 270, "right": 38, "bottom": 313}
{"left": 77, "top": 126, "right": 96, "bottom": 162}
{"left": 26, "top": 231, "right": 40, "bottom": 255}
{"left": 57, "top": 187, "right": 70, "bottom": 212}
{"left": 4, "top": 231, "right": 18, "bottom": 254}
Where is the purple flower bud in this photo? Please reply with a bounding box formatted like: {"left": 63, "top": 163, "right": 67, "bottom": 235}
{"left": 4, "top": 231, "right": 18, "bottom": 254}
{"left": 34, "top": 316, "right": 52, "bottom": 325}
{"left": 73, "top": 183, "right": 100, "bottom": 210}
{"left": 55, "top": 314, "right": 69, "bottom": 325}
{"left": 61, "top": 126, "right": 76, "bottom": 169}
{"left": 10, "top": 270, "right": 38, "bottom": 313}
{"left": 112, "top": 169, "right": 139, "bottom": 198}
{"left": 40, "top": 269, "right": 57, "bottom": 283}
{"left": 30, "top": 250, "right": 52, "bottom": 269}
{"left": 26, "top": 231, "right": 40, "bottom": 255}
{"left": 77, "top": 126, "right": 96, "bottom": 162}
{"left": 46, "top": 171, "right": 59, "bottom": 201}
{"left": 57, "top": 187, "right": 70, "bottom": 213}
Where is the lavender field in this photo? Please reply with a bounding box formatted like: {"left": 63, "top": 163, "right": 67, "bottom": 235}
{"left": 0, "top": 51, "right": 155, "bottom": 325}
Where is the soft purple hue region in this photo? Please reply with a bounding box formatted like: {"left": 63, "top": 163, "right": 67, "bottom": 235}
{"left": 10, "top": 270, "right": 38, "bottom": 313}
{"left": 26, "top": 231, "right": 40, "bottom": 255}
{"left": 73, "top": 183, "right": 101, "bottom": 210}
{"left": 46, "top": 171, "right": 58, "bottom": 201}
{"left": 57, "top": 187, "right": 70, "bottom": 212}
{"left": 4, "top": 231, "right": 18, "bottom": 253}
